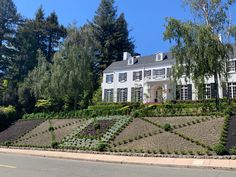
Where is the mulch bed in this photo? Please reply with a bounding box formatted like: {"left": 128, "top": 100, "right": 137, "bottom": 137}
{"left": 0, "top": 119, "right": 44, "bottom": 143}
{"left": 226, "top": 116, "right": 236, "bottom": 150}
{"left": 78, "top": 119, "right": 116, "bottom": 138}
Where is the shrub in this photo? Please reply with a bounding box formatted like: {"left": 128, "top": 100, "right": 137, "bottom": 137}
{"left": 97, "top": 142, "right": 107, "bottom": 151}
{"left": 163, "top": 123, "right": 172, "bottom": 131}
{"left": 213, "top": 144, "right": 227, "bottom": 155}
{"left": 51, "top": 141, "right": 58, "bottom": 149}
{"left": 48, "top": 126, "right": 55, "bottom": 132}
{"left": 229, "top": 146, "right": 236, "bottom": 155}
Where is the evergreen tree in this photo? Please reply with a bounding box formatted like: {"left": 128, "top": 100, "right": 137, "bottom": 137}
{"left": 45, "top": 11, "right": 66, "bottom": 61}
{"left": 0, "top": 0, "right": 20, "bottom": 74}
{"left": 91, "top": 0, "right": 134, "bottom": 84}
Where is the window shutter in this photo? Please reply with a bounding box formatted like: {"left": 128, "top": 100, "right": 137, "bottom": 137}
{"left": 133, "top": 72, "right": 135, "bottom": 81}
{"left": 210, "top": 83, "right": 216, "bottom": 98}
{"left": 117, "top": 89, "right": 120, "bottom": 102}
{"left": 176, "top": 85, "right": 181, "bottom": 100}
{"left": 111, "top": 75, "right": 113, "bottom": 83}
{"left": 131, "top": 87, "right": 135, "bottom": 102}
{"left": 139, "top": 71, "right": 142, "bottom": 80}
{"left": 140, "top": 87, "right": 143, "bottom": 102}
{"left": 104, "top": 89, "right": 107, "bottom": 102}
{"left": 234, "top": 61, "right": 236, "bottom": 71}
{"left": 187, "top": 84, "right": 192, "bottom": 100}
{"left": 124, "top": 88, "right": 128, "bottom": 102}
{"left": 111, "top": 89, "right": 114, "bottom": 102}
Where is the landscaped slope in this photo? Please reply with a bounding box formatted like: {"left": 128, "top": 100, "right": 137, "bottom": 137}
{"left": 0, "top": 120, "right": 44, "bottom": 144}
{"left": 15, "top": 119, "right": 85, "bottom": 147}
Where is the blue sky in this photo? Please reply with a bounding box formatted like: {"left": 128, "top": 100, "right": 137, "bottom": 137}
{"left": 13, "top": 0, "right": 236, "bottom": 56}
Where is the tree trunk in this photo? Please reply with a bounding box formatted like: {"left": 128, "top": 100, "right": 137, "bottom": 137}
{"left": 214, "top": 72, "right": 220, "bottom": 111}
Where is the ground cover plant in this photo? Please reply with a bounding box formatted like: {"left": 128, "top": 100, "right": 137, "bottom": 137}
{"left": 15, "top": 119, "right": 85, "bottom": 147}
{"left": 60, "top": 116, "right": 132, "bottom": 151}
{"left": 0, "top": 119, "right": 44, "bottom": 145}
{"left": 112, "top": 118, "right": 162, "bottom": 146}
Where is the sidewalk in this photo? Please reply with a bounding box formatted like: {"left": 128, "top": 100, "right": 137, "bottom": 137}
{"left": 0, "top": 148, "right": 236, "bottom": 170}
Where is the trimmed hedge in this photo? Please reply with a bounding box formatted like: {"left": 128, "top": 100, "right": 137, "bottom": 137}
{"left": 0, "top": 106, "right": 16, "bottom": 131}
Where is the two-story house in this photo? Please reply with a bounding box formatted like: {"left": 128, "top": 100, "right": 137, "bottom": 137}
{"left": 102, "top": 47, "right": 236, "bottom": 103}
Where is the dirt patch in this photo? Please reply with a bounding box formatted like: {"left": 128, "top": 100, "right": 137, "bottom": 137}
{"left": 113, "top": 118, "right": 160, "bottom": 143}
{"left": 176, "top": 118, "right": 224, "bottom": 147}
{"left": 0, "top": 120, "right": 44, "bottom": 143}
{"left": 115, "top": 132, "right": 206, "bottom": 152}
{"left": 145, "top": 116, "right": 204, "bottom": 126}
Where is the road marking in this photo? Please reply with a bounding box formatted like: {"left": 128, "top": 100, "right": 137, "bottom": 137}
{"left": 0, "top": 164, "right": 16, "bottom": 169}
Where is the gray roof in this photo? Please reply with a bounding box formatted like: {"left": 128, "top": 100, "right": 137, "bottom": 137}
{"left": 103, "top": 52, "right": 175, "bottom": 73}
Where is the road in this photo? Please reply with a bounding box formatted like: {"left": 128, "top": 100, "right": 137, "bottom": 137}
{"left": 0, "top": 153, "right": 236, "bottom": 177}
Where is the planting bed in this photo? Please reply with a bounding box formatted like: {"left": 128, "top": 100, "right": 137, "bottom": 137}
{"left": 113, "top": 118, "right": 160, "bottom": 144}
{"left": 78, "top": 119, "right": 116, "bottom": 139}
{"left": 60, "top": 116, "right": 132, "bottom": 150}
{"left": 176, "top": 117, "right": 224, "bottom": 147}
{"left": 0, "top": 120, "right": 44, "bottom": 144}
{"left": 115, "top": 132, "right": 206, "bottom": 152}
{"left": 15, "top": 119, "right": 85, "bottom": 147}
{"left": 145, "top": 116, "right": 210, "bottom": 127}
{"left": 226, "top": 116, "right": 236, "bottom": 150}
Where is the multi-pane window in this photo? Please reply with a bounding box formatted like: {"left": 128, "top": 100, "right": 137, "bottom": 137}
{"left": 117, "top": 88, "right": 128, "bottom": 102}
{"left": 106, "top": 74, "right": 113, "bottom": 84}
{"left": 204, "top": 83, "right": 216, "bottom": 99}
{"left": 228, "top": 60, "right": 236, "bottom": 72}
{"left": 131, "top": 87, "right": 143, "bottom": 102}
{"left": 119, "top": 73, "right": 127, "bottom": 82}
{"left": 144, "top": 70, "right": 151, "bottom": 79}
{"left": 153, "top": 68, "right": 165, "bottom": 79}
{"left": 104, "top": 89, "right": 113, "bottom": 102}
{"left": 228, "top": 83, "right": 236, "bottom": 98}
{"left": 133, "top": 71, "right": 142, "bottom": 81}
{"left": 176, "top": 85, "right": 192, "bottom": 100}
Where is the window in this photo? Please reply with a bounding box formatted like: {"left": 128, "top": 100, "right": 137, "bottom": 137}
{"left": 119, "top": 73, "right": 127, "bottom": 82}
{"left": 167, "top": 68, "right": 171, "bottom": 78}
{"left": 131, "top": 87, "right": 143, "bottom": 102}
{"left": 144, "top": 70, "right": 151, "bottom": 79}
{"left": 204, "top": 83, "right": 216, "bottom": 99}
{"left": 153, "top": 69, "right": 165, "bottom": 79}
{"left": 117, "top": 88, "right": 128, "bottom": 102}
{"left": 133, "top": 71, "right": 142, "bottom": 81}
{"left": 205, "top": 84, "right": 211, "bottom": 99}
{"left": 176, "top": 85, "right": 192, "bottom": 100}
{"left": 228, "top": 60, "right": 236, "bottom": 72}
{"left": 228, "top": 83, "right": 236, "bottom": 98}
{"left": 106, "top": 74, "right": 113, "bottom": 84}
{"left": 104, "top": 89, "right": 113, "bottom": 102}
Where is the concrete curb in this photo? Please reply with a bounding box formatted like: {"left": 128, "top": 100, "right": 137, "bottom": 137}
{"left": 0, "top": 148, "right": 236, "bottom": 171}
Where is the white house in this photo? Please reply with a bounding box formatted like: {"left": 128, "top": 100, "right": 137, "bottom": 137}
{"left": 101, "top": 46, "right": 236, "bottom": 103}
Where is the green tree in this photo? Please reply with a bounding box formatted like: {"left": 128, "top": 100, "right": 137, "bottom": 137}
{"left": 45, "top": 11, "right": 67, "bottom": 61}
{"left": 91, "top": 0, "right": 134, "bottom": 87}
{"left": 164, "top": 0, "right": 235, "bottom": 109}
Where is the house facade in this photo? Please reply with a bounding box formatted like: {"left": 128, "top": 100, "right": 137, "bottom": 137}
{"left": 102, "top": 47, "right": 236, "bottom": 103}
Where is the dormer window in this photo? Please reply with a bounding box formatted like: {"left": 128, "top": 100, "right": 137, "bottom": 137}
{"left": 156, "top": 53, "right": 163, "bottom": 61}
{"left": 128, "top": 57, "right": 134, "bottom": 65}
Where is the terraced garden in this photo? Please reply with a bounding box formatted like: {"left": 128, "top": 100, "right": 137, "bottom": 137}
{"left": 0, "top": 114, "right": 230, "bottom": 155}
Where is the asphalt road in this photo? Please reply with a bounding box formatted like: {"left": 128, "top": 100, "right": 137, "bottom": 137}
{"left": 0, "top": 153, "right": 236, "bottom": 177}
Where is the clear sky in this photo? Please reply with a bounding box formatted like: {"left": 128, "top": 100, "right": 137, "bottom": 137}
{"left": 13, "top": 0, "right": 236, "bottom": 56}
